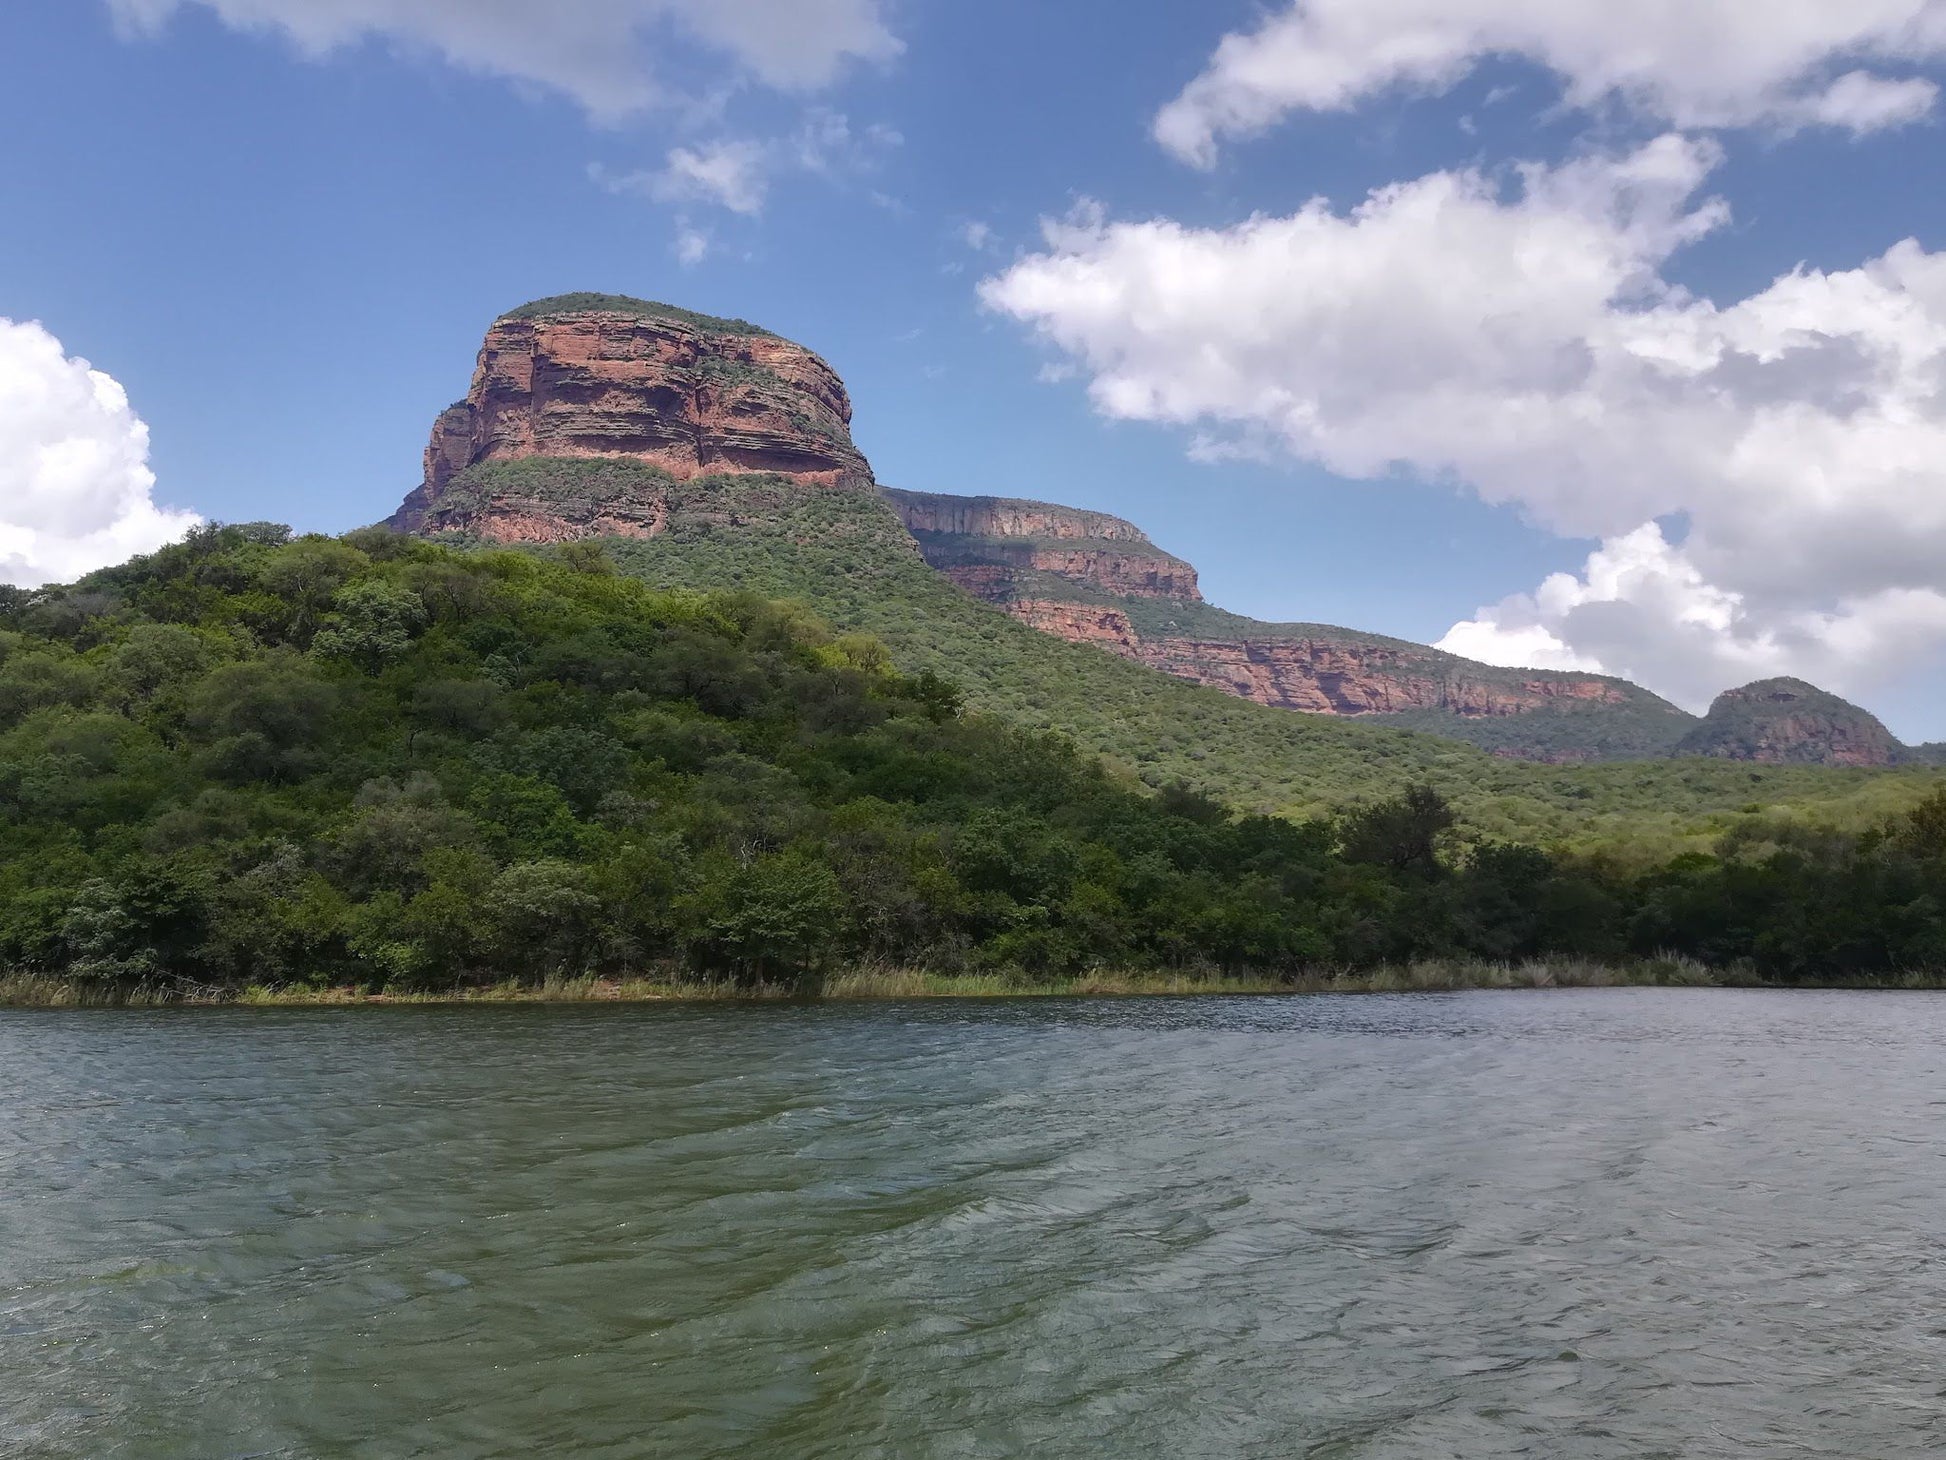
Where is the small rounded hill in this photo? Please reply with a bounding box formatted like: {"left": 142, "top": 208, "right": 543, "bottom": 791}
{"left": 1677, "top": 677, "right": 1904, "bottom": 767}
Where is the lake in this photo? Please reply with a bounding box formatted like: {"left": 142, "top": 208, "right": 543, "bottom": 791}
{"left": 2, "top": 990, "right": 1943, "bottom": 1457}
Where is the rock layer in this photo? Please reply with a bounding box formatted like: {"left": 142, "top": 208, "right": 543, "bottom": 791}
{"left": 884, "top": 488, "right": 1201, "bottom": 601}
{"left": 1118, "top": 636, "right": 1636, "bottom": 719}
{"left": 1677, "top": 679, "right": 1904, "bottom": 767}
{"left": 891, "top": 488, "right": 1667, "bottom": 749}
{"left": 390, "top": 297, "right": 870, "bottom": 535}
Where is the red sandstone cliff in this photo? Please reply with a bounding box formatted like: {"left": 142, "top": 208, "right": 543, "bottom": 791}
{"left": 996, "top": 600, "right": 1634, "bottom": 721}
{"left": 1675, "top": 679, "right": 1903, "bottom": 767}
{"left": 889, "top": 487, "right": 1654, "bottom": 733}
{"left": 390, "top": 297, "right": 870, "bottom": 536}
{"left": 884, "top": 488, "right": 1201, "bottom": 601}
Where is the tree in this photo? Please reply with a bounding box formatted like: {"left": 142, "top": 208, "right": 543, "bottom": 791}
{"left": 311, "top": 580, "right": 429, "bottom": 673}
{"left": 1339, "top": 784, "right": 1456, "bottom": 878}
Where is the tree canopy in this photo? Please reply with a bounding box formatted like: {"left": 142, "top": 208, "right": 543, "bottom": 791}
{"left": 1, "top": 524, "right": 1943, "bottom": 995}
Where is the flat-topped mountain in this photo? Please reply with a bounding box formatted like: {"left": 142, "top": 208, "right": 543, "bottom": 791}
{"left": 389, "top": 295, "right": 870, "bottom": 538}
{"left": 387, "top": 296, "right": 1925, "bottom": 771}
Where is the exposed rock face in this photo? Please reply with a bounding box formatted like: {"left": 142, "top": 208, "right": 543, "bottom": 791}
{"left": 1008, "top": 599, "right": 1144, "bottom": 655}
{"left": 884, "top": 488, "right": 1200, "bottom": 601}
{"left": 887, "top": 489, "right": 1157, "bottom": 545}
{"left": 390, "top": 296, "right": 871, "bottom": 536}
{"left": 890, "top": 487, "right": 1671, "bottom": 753}
{"left": 1677, "top": 678, "right": 1904, "bottom": 767}
{"left": 413, "top": 481, "right": 670, "bottom": 544}
{"left": 1119, "top": 636, "right": 1636, "bottom": 719}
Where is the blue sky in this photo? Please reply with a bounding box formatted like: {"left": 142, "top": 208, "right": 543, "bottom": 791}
{"left": 5, "top": 1, "right": 1946, "bottom": 736}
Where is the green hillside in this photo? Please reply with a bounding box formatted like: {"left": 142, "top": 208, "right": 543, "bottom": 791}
{"left": 7, "top": 519, "right": 1946, "bottom": 996}
{"left": 435, "top": 460, "right": 1942, "bottom": 851}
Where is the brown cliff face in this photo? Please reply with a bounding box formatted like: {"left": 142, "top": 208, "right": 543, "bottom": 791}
{"left": 1113, "top": 637, "right": 1634, "bottom": 718}
{"left": 887, "top": 490, "right": 1153, "bottom": 544}
{"left": 1676, "top": 679, "right": 1903, "bottom": 767}
{"left": 885, "top": 488, "right": 1200, "bottom": 601}
{"left": 390, "top": 296, "right": 871, "bottom": 537}
{"left": 986, "top": 610, "right": 1630, "bottom": 720}
{"left": 895, "top": 486, "right": 1692, "bottom": 758}
{"left": 1007, "top": 598, "right": 1144, "bottom": 655}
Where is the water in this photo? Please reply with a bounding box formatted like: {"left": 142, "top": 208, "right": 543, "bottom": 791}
{"left": 2, "top": 990, "right": 1943, "bottom": 1458}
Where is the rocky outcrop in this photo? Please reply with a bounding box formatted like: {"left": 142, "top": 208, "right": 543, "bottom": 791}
{"left": 886, "top": 489, "right": 1156, "bottom": 545}
{"left": 1117, "top": 636, "right": 1637, "bottom": 718}
{"left": 390, "top": 296, "right": 871, "bottom": 536}
{"left": 1008, "top": 599, "right": 1144, "bottom": 655}
{"left": 885, "top": 488, "right": 1201, "bottom": 601}
{"left": 1677, "top": 679, "right": 1904, "bottom": 767}
{"left": 412, "top": 482, "right": 670, "bottom": 544}
{"left": 892, "top": 487, "right": 1675, "bottom": 748}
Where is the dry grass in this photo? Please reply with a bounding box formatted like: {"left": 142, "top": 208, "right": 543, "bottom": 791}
{"left": 9, "top": 959, "right": 1946, "bottom": 1008}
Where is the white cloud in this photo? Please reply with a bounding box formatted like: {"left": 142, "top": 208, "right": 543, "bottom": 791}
{"left": 672, "top": 221, "right": 711, "bottom": 266}
{"left": 0, "top": 319, "right": 198, "bottom": 588}
{"left": 597, "top": 107, "right": 899, "bottom": 223}
{"left": 1156, "top": 0, "right": 1946, "bottom": 165}
{"left": 980, "top": 139, "right": 1946, "bottom": 708}
{"left": 647, "top": 139, "right": 771, "bottom": 214}
{"left": 109, "top": 0, "right": 901, "bottom": 119}
{"left": 791, "top": 107, "right": 901, "bottom": 176}
{"left": 1438, "top": 525, "right": 1946, "bottom": 710}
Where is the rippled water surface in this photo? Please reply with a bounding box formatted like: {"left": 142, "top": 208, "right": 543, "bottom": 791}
{"left": 4, "top": 990, "right": 1945, "bottom": 1458}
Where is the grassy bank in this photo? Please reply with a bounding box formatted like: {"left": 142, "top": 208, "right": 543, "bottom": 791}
{"left": 8, "top": 960, "right": 1946, "bottom": 1008}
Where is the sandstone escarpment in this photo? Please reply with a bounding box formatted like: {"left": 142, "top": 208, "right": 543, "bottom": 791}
{"left": 1677, "top": 679, "right": 1903, "bottom": 767}
{"left": 884, "top": 487, "right": 1201, "bottom": 601}
{"left": 390, "top": 296, "right": 871, "bottom": 538}
{"left": 1118, "top": 636, "right": 1636, "bottom": 719}
{"left": 892, "top": 487, "right": 1680, "bottom": 754}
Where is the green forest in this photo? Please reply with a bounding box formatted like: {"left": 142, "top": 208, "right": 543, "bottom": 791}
{"left": 458, "top": 462, "right": 1942, "bottom": 848}
{"left": 2, "top": 521, "right": 1944, "bottom": 998}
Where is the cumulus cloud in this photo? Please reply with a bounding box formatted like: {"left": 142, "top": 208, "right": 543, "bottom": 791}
{"left": 644, "top": 139, "right": 771, "bottom": 214}
{"left": 108, "top": 0, "right": 901, "bottom": 119}
{"left": 1437, "top": 526, "right": 1946, "bottom": 709}
{"left": 980, "top": 139, "right": 1946, "bottom": 708}
{"left": 0, "top": 319, "right": 198, "bottom": 588}
{"left": 1156, "top": 0, "right": 1946, "bottom": 165}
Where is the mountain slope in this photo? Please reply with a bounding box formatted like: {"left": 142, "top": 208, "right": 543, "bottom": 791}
{"left": 387, "top": 296, "right": 1942, "bottom": 844}
{"left": 419, "top": 458, "right": 1936, "bottom": 848}
{"left": 885, "top": 487, "right": 1697, "bottom": 762}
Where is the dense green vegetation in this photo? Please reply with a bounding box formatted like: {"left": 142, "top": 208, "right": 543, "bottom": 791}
{"left": 497, "top": 293, "right": 773, "bottom": 336}
{"left": 3, "top": 521, "right": 1944, "bottom": 997}
{"left": 436, "top": 461, "right": 1940, "bottom": 853}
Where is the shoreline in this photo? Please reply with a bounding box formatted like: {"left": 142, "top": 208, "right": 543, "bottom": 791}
{"left": 6, "top": 961, "right": 1946, "bottom": 1008}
